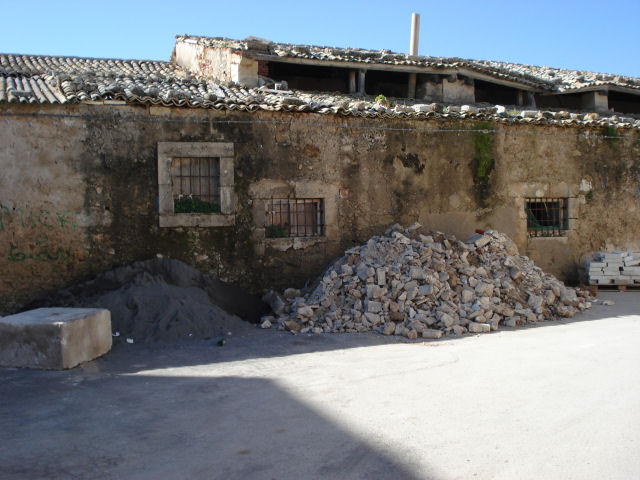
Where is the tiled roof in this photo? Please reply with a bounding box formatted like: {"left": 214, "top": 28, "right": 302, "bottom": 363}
{"left": 179, "top": 35, "right": 640, "bottom": 93}
{"left": 1, "top": 53, "right": 639, "bottom": 131}
{"left": 0, "top": 54, "right": 196, "bottom": 105}
{"left": 474, "top": 60, "right": 640, "bottom": 93}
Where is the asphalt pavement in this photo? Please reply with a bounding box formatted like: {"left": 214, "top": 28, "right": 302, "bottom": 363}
{"left": 1, "top": 291, "right": 638, "bottom": 479}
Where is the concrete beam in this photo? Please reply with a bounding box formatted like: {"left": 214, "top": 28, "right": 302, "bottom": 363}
{"left": 408, "top": 73, "right": 417, "bottom": 99}
{"left": 349, "top": 70, "right": 357, "bottom": 93}
{"left": 0, "top": 308, "right": 112, "bottom": 369}
{"left": 358, "top": 70, "right": 366, "bottom": 94}
{"left": 581, "top": 91, "right": 609, "bottom": 113}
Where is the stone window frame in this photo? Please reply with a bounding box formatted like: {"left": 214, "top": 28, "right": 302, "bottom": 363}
{"left": 525, "top": 197, "right": 569, "bottom": 237}
{"left": 265, "top": 197, "right": 325, "bottom": 238}
{"left": 249, "top": 180, "right": 339, "bottom": 254}
{"left": 157, "top": 142, "right": 234, "bottom": 228}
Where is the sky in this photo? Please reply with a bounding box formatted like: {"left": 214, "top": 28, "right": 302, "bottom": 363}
{"left": 1, "top": 0, "right": 639, "bottom": 78}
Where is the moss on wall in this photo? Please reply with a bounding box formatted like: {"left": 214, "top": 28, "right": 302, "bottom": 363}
{"left": 602, "top": 125, "right": 620, "bottom": 151}
{"left": 472, "top": 122, "right": 495, "bottom": 206}
{"left": 2, "top": 104, "right": 640, "bottom": 313}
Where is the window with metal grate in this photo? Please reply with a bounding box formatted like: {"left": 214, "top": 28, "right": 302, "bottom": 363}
{"left": 157, "top": 141, "right": 234, "bottom": 228}
{"left": 265, "top": 198, "right": 324, "bottom": 238}
{"left": 170, "top": 157, "right": 221, "bottom": 213}
{"left": 525, "top": 198, "right": 568, "bottom": 237}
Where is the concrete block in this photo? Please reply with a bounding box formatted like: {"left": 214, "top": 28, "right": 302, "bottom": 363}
{"left": 602, "top": 268, "right": 622, "bottom": 275}
{"left": 0, "top": 308, "right": 111, "bottom": 369}
{"left": 588, "top": 275, "right": 606, "bottom": 281}
{"left": 587, "top": 261, "right": 606, "bottom": 268}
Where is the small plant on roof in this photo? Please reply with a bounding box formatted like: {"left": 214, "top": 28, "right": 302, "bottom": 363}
{"left": 375, "top": 94, "right": 390, "bottom": 107}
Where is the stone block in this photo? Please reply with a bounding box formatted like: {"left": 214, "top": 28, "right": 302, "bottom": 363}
{"left": 0, "top": 308, "right": 112, "bottom": 370}
{"left": 422, "top": 329, "right": 443, "bottom": 339}
{"left": 468, "top": 321, "right": 491, "bottom": 333}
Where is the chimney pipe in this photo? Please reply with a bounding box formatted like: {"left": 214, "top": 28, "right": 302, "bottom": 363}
{"left": 410, "top": 13, "right": 420, "bottom": 56}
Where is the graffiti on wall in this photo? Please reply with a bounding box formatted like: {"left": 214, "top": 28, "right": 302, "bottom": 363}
{"left": 0, "top": 204, "right": 91, "bottom": 263}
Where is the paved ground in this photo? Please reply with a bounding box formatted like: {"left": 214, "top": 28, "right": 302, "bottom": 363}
{"left": 1, "top": 291, "right": 639, "bottom": 480}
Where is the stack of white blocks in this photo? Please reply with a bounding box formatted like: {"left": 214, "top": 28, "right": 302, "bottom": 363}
{"left": 588, "top": 251, "right": 640, "bottom": 285}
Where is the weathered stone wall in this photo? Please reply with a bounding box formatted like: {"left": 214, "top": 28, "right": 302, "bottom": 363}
{"left": 174, "top": 40, "right": 259, "bottom": 87}
{"left": 1, "top": 102, "right": 638, "bottom": 313}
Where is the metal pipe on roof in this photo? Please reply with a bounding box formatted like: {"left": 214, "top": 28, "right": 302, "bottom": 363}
{"left": 408, "top": 13, "right": 420, "bottom": 98}
{"left": 410, "top": 13, "right": 420, "bottom": 56}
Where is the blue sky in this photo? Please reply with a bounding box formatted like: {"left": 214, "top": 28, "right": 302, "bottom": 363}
{"left": 2, "top": 0, "right": 639, "bottom": 77}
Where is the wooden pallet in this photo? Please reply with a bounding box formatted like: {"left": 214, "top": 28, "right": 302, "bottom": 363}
{"left": 583, "top": 284, "right": 640, "bottom": 295}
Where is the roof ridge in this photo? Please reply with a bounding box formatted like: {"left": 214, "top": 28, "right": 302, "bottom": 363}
{"left": 0, "top": 52, "right": 172, "bottom": 65}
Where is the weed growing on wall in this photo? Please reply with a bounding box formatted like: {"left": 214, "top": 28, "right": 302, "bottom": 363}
{"left": 472, "top": 122, "right": 495, "bottom": 206}
{"left": 602, "top": 125, "right": 620, "bottom": 151}
{"left": 266, "top": 224, "right": 289, "bottom": 238}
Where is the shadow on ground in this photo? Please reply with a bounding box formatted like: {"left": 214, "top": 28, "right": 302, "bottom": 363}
{"left": 0, "top": 374, "right": 425, "bottom": 480}
{"left": 0, "top": 292, "right": 636, "bottom": 479}
{"left": 3, "top": 293, "right": 634, "bottom": 378}
{"left": 96, "top": 291, "right": 639, "bottom": 373}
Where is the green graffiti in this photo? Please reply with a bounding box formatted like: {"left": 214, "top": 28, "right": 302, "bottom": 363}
{"left": 8, "top": 245, "right": 26, "bottom": 262}
{"left": 8, "top": 234, "right": 72, "bottom": 263}
{"left": 16, "top": 207, "right": 35, "bottom": 228}
{"left": 37, "top": 210, "right": 54, "bottom": 229}
{"left": 20, "top": 208, "right": 36, "bottom": 228}
{"left": 0, "top": 206, "right": 89, "bottom": 232}
{"left": 0, "top": 204, "right": 9, "bottom": 231}
{"left": 56, "top": 210, "right": 72, "bottom": 228}
{"left": 3, "top": 205, "right": 86, "bottom": 262}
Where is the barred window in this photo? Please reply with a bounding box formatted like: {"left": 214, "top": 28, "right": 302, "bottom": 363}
{"left": 526, "top": 198, "right": 568, "bottom": 237}
{"left": 265, "top": 198, "right": 324, "bottom": 238}
{"left": 158, "top": 142, "right": 234, "bottom": 228}
{"left": 170, "top": 157, "right": 220, "bottom": 213}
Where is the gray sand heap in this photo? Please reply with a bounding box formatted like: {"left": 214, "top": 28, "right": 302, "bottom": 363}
{"left": 32, "top": 258, "right": 269, "bottom": 344}
{"left": 263, "top": 224, "right": 593, "bottom": 338}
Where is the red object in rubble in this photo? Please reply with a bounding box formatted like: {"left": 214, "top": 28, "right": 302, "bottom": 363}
{"left": 475, "top": 229, "right": 485, "bottom": 234}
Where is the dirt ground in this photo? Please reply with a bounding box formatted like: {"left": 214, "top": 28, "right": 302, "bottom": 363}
{"left": 1, "top": 291, "right": 639, "bottom": 480}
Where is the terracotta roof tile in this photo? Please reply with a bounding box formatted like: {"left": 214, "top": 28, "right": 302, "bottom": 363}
{"left": 1, "top": 52, "right": 639, "bottom": 131}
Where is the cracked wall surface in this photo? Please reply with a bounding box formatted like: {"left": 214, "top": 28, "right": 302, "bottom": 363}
{"left": 1, "top": 103, "right": 639, "bottom": 313}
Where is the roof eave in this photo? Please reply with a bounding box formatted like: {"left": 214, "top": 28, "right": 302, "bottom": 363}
{"left": 252, "top": 53, "right": 545, "bottom": 91}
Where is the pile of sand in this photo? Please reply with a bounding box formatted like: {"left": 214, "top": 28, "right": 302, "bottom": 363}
{"left": 33, "top": 258, "right": 269, "bottom": 344}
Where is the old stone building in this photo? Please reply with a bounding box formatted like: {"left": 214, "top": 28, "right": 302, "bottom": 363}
{"left": 1, "top": 35, "right": 639, "bottom": 314}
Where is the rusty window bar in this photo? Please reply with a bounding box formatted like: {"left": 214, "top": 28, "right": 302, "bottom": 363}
{"left": 265, "top": 198, "right": 324, "bottom": 238}
{"left": 173, "top": 157, "right": 220, "bottom": 203}
{"left": 525, "top": 197, "right": 567, "bottom": 237}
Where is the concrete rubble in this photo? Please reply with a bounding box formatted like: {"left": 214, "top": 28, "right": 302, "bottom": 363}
{"left": 263, "top": 224, "right": 593, "bottom": 338}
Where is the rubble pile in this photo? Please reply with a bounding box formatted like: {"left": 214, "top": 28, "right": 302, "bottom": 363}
{"left": 263, "top": 224, "right": 592, "bottom": 339}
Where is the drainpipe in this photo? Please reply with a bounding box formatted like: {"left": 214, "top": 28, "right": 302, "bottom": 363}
{"left": 408, "top": 13, "right": 420, "bottom": 99}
